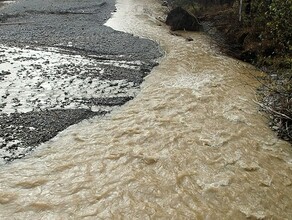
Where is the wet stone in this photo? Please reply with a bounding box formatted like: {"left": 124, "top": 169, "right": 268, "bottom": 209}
{"left": 1, "top": 70, "right": 11, "bottom": 75}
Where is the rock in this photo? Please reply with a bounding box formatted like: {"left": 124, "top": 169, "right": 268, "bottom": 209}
{"left": 166, "top": 7, "right": 201, "bottom": 31}
{"left": 272, "top": 126, "right": 279, "bottom": 131}
{"left": 169, "top": 31, "right": 182, "bottom": 37}
{"left": 162, "top": 1, "right": 168, "bottom": 6}
{"left": 1, "top": 70, "right": 11, "bottom": 75}
{"left": 186, "top": 37, "right": 193, "bottom": 41}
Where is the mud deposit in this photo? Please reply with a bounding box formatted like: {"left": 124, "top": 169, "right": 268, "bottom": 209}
{"left": 0, "top": 0, "right": 161, "bottom": 164}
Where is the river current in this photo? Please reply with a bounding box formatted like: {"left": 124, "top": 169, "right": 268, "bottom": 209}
{"left": 0, "top": 0, "right": 291, "bottom": 219}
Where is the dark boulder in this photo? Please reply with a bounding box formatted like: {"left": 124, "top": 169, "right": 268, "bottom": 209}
{"left": 166, "top": 7, "right": 201, "bottom": 31}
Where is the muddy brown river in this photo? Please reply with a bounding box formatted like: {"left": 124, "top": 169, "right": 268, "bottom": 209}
{"left": 0, "top": 0, "right": 291, "bottom": 219}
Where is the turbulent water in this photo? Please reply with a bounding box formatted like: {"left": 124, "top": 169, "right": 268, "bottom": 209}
{"left": 0, "top": 0, "right": 291, "bottom": 219}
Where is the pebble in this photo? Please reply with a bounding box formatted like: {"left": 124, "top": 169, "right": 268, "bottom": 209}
{"left": 2, "top": 70, "right": 11, "bottom": 75}
{"left": 272, "top": 126, "right": 279, "bottom": 130}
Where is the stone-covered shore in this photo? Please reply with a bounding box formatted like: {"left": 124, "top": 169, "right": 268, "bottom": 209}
{"left": 0, "top": 0, "right": 162, "bottom": 164}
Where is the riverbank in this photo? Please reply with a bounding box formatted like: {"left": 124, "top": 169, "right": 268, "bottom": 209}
{"left": 164, "top": 1, "right": 291, "bottom": 143}
{"left": 0, "top": 0, "right": 291, "bottom": 218}
{"left": 0, "top": 0, "right": 162, "bottom": 164}
{"left": 200, "top": 6, "right": 291, "bottom": 143}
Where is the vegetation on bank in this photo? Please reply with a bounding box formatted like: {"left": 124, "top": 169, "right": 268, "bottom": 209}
{"left": 167, "top": 0, "right": 292, "bottom": 143}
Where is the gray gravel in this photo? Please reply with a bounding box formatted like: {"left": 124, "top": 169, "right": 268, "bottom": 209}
{"left": 0, "top": 0, "right": 162, "bottom": 164}
{"left": 0, "top": 0, "right": 160, "bottom": 60}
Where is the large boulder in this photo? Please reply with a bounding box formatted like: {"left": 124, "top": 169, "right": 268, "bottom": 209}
{"left": 166, "top": 7, "right": 201, "bottom": 31}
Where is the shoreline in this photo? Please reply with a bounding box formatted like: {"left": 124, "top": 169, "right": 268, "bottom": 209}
{"left": 0, "top": 0, "right": 162, "bottom": 164}
{"left": 0, "top": 0, "right": 291, "bottom": 218}
{"left": 164, "top": 0, "right": 291, "bottom": 144}
{"left": 200, "top": 10, "right": 292, "bottom": 144}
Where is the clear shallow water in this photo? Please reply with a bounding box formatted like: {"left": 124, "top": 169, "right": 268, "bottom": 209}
{"left": 0, "top": 0, "right": 291, "bottom": 219}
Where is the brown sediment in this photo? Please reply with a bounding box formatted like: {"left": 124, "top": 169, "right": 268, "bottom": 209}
{"left": 0, "top": 0, "right": 291, "bottom": 219}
